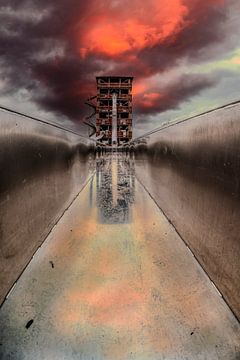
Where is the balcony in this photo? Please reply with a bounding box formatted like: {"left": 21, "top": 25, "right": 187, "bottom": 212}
{"left": 96, "top": 119, "right": 112, "bottom": 126}
{"left": 117, "top": 130, "right": 132, "bottom": 139}
{"left": 97, "top": 83, "right": 131, "bottom": 88}
{"left": 98, "top": 94, "right": 131, "bottom": 100}
{"left": 118, "top": 121, "right": 127, "bottom": 126}
{"left": 118, "top": 119, "right": 132, "bottom": 126}
{"left": 118, "top": 106, "right": 132, "bottom": 113}
{"left": 98, "top": 106, "right": 111, "bottom": 112}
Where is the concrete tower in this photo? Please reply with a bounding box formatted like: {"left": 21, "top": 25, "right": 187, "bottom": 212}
{"left": 96, "top": 76, "right": 133, "bottom": 146}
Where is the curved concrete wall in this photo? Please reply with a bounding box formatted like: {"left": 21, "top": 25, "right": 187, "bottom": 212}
{"left": 0, "top": 109, "right": 95, "bottom": 305}
{"left": 133, "top": 102, "right": 240, "bottom": 320}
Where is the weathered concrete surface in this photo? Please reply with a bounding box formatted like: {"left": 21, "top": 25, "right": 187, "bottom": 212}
{"left": 0, "top": 108, "right": 95, "bottom": 305}
{"left": 0, "top": 154, "right": 239, "bottom": 359}
{"left": 133, "top": 102, "right": 240, "bottom": 320}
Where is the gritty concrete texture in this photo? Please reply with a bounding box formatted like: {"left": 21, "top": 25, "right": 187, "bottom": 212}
{"left": 0, "top": 154, "right": 239, "bottom": 360}
{"left": 134, "top": 102, "right": 240, "bottom": 320}
{"left": 0, "top": 108, "right": 95, "bottom": 305}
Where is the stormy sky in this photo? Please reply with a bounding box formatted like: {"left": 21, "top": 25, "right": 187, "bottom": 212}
{"left": 0, "top": 0, "right": 240, "bottom": 136}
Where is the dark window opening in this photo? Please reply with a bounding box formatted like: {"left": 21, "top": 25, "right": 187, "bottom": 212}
{"left": 99, "top": 113, "right": 107, "bottom": 118}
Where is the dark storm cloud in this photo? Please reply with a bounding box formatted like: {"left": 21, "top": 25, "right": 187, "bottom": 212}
{"left": 0, "top": 0, "right": 236, "bottom": 123}
{"left": 0, "top": 1, "right": 94, "bottom": 121}
{"left": 33, "top": 55, "right": 102, "bottom": 119}
{"left": 134, "top": 74, "right": 217, "bottom": 116}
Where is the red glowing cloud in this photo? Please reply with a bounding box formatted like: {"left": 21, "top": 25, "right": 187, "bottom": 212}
{"left": 79, "top": 0, "right": 188, "bottom": 57}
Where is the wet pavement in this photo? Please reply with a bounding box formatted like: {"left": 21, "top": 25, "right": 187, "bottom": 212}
{"left": 0, "top": 154, "right": 239, "bottom": 360}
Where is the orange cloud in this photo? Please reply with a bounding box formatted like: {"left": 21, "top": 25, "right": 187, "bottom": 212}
{"left": 141, "top": 92, "right": 162, "bottom": 108}
{"left": 132, "top": 82, "right": 147, "bottom": 96}
{"left": 232, "top": 56, "right": 240, "bottom": 65}
{"left": 79, "top": 0, "right": 189, "bottom": 57}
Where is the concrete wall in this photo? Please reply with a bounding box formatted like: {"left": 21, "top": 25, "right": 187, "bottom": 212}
{"left": 134, "top": 102, "right": 240, "bottom": 320}
{"left": 0, "top": 109, "right": 95, "bottom": 305}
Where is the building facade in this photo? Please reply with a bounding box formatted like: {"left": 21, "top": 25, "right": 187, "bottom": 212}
{"left": 96, "top": 76, "right": 133, "bottom": 146}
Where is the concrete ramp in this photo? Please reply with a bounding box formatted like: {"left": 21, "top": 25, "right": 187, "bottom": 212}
{"left": 0, "top": 154, "right": 239, "bottom": 360}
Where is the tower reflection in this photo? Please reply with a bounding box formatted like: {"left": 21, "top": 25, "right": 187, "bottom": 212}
{"left": 96, "top": 153, "right": 135, "bottom": 224}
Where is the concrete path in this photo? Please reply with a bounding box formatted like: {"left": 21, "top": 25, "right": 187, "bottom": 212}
{"left": 0, "top": 154, "right": 239, "bottom": 360}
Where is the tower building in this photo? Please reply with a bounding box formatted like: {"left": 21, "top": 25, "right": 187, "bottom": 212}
{"left": 96, "top": 76, "right": 133, "bottom": 146}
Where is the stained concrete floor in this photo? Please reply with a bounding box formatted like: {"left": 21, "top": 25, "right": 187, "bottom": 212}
{"left": 0, "top": 154, "right": 240, "bottom": 360}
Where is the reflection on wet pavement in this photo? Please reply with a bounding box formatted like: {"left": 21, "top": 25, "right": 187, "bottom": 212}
{"left": 96, "top": 155, "right": 135, "bottom": 224}
{"left": 0, "top": 153, "right": 239, "bottom": 360}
